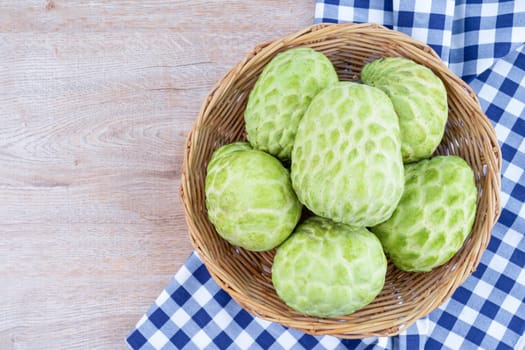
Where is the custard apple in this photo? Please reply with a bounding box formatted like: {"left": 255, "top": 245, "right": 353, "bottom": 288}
{"left": 371, "top": 155, "right": 477, "bottom": 272}
{"left": 272, "top": 216, "right": 387, "bottom": 318}
{"left": 205, "top": 142, "right": 302, "bottom": 251}
{"left": 291, "top": 82, "right": 404, "bottom": 227}
{"left": 244, "top": 47, "right": 338, "bottom": 161}
{"left": 361, "top": 57, "right": 448, "bottom": 163}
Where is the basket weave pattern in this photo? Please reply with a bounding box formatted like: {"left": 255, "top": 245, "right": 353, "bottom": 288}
{"left": 180, "top": 23, "right": 501, "bottom": 338}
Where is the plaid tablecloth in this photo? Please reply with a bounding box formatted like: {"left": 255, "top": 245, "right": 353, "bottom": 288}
{"left": 127, "top": 1, "right": 525, "bottom": 349}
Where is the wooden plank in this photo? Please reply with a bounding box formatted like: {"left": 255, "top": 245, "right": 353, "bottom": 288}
{"left": 2, "top": 224, "right": 182, "bottom": 349}
{"left": 0, "top": 1, "right": 314, "bottom": 33}
{"left": 0, "top": 1, "right": 314, "bottom": 348}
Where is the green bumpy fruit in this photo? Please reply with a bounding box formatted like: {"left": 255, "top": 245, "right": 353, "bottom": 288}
{"left": 291, "top": 82, "right": 404, "bottom": 227}
{"left": 371, "top": 156, "right": 477, "bottom": 272}
{"left": 361, "top": 57, "right": 448, "bottom": 163}
{"left": 244, "top": 47, "right": 338, "bottom": 161}
{"left": 207, "top": 142, "right": 252, "bottom": 170}
{"left": 272, "top": 216, "right": 387, "bottom": 318}
{"left": 205, "top": 142, "right": 302, "bottom": 251}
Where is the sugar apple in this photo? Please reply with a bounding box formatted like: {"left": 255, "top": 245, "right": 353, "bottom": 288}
{"left": 244, "top": 47, "right": 338, "bottom": 161}
{"left": 291, "top": 81, "right": 404, "bottom": 227}
{"left": 371, "top": 155, "right": 477, "bottom": 272}
{"left": 272, "top": 216, "right": 387, "bottom": 318}
{"left": 205, "top": 142, "right": 302, "bottom": 251}
{"left": 361, "top": 57, "right": 448, "bottom": 163}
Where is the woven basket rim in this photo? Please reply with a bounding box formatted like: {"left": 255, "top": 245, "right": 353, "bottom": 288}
{"left": 180, "top": 22, "right": 502, "bottom": 338}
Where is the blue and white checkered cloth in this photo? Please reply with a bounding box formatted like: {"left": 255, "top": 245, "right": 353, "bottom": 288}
{"left": 127, "top": 1, "right": 525, "bottom": 349}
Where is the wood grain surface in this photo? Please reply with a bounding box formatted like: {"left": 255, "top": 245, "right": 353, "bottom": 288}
{"left": 0, "top": 1, "right": 314, "bottom": 348}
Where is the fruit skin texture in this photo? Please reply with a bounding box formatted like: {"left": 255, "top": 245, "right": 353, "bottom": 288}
{"left": 206, "top": 141, "right": 252, "bottom": 170}
{"left": 291, "top": 81, "right": 404, "bottom": 227}
{"left": 244, "top": 47, "right": 338, "bottom": 161}
{"left": 205, "top": 142, "right": 302, "bottom": 251}
{"left": 371, "top": 156, "right": 477, "bottom": 272}
{"left": 361, "top": 57, "right": 448, "bottom": 163}
{"left": 272, "top": 216, "right": 387, "bottom": 318}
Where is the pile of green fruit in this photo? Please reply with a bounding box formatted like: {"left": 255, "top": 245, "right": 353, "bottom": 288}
{"left": 204, "top": 47, "right": 477, "bottom": 318}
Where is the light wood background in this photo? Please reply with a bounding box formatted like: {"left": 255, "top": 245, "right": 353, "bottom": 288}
{"left": 0, "top": 1, "right": 314, "bottom": 349}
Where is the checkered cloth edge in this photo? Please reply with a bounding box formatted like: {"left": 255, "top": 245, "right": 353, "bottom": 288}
{"left": 315, "top": 0, "right": 525, "bottom": 82}
{"left": 127, "top": 1, "right": 525, "bottom": 349}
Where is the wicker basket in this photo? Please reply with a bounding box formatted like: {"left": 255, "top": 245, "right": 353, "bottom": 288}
{"left": 180, "top": 23, "right": 501, "bottom": 338}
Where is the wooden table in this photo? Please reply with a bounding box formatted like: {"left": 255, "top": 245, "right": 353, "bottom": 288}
{"left": 0, "top": 1, "right": 313, "bottom": 348}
